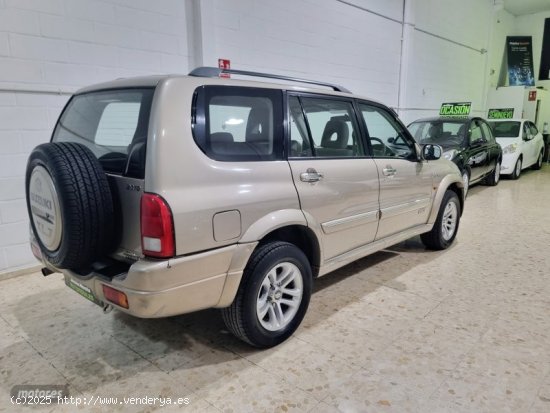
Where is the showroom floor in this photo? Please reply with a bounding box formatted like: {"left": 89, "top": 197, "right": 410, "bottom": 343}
{"left": 1, "top": 165, "right": 549, "bottom": 413}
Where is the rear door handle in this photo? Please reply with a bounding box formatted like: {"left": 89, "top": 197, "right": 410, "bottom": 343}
{"left": 300, "top": 168, "right": 324, "bottom": 183}
{"left": 383, "top": 166, "right": 397, "bottom": 176}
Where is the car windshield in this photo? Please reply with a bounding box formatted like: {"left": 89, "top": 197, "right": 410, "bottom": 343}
{"left": 488, "top": 121, "right": 521, "bottom": 138}
{"left": 408, "top": 120, "right": 467, "bottom": 148}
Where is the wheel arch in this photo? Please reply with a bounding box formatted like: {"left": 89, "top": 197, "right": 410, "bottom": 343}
{"left": 216, "top": 212, "right": 322, "bottom": 308}
{"left": 428, "top": 175, "right": 464, "bottom": 224}
{"left": 259, "top": 225, "right": 321, "bottom": 278}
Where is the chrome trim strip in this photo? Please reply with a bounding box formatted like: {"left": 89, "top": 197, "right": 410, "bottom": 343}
{"left": 321, "top": 210, "right": 379, "bottom": 234}
{"left": 380, "top": 197, "right": 431, "bottom": 220}
{"left": 319, "top": 223, "right": 433, "bottom": 276}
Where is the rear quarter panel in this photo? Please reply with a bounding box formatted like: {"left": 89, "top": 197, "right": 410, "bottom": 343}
{"left": 145, "top": 78, "right": 300, "bottom": 255}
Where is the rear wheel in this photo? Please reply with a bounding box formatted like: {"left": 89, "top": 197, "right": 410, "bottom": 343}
{"left": 532, "top": 150, "right": 544, "bottom": 170}
{"left": 485, "top": 161, "right": 501, "bottom": 186}
{"left": 511, "top": 157, "right": 522, "bottom": 180}
{"left": 222, "top": 242, "right": 312, "bottom": 348}
{"left": 421, "top": 190, "right": 461, "bottom": 250}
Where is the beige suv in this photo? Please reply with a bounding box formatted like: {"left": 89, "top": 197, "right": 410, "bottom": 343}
{"left": 26, "top": 67, "right": 464, "bottom": 348}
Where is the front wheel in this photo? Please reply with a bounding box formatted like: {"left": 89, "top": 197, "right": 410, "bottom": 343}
{"left": 421, "top": 190, "right": 461, "bottom": 250}
{"left": 222, "top": 241, "right": 312, "bottom": 348}
{"left": 485, "top": 161, "right": 501, "bottom": 186}
{"left": 532, "top": 150, "right": 544, "bottom": 170}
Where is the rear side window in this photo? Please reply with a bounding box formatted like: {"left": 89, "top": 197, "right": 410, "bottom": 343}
{"left": 192, "top": 86, "right": 283, "bottom": 161}
{"left": 52, "top": 88, "right": 154, "bottom": 178}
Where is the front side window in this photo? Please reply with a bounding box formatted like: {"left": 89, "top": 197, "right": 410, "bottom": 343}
{"left": 529, "top": 122, "right": 539, "bottom": 136}
{"left": 192, "top": 86, "right": 283, "bottom": 161}
{"left": 469, "top": 120, "right": 483, "bottom": 144}
{"left": 523, "top": 123, "right": 530, "bottom": 140}
{"left": 360, "top": 104, "right": 415, "bottom": 159}
{"left": 480, "top": 122, "right": 495, "bottom": 143}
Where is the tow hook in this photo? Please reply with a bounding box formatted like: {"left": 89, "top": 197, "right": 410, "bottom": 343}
{"left": 103, "top": 304, "right": 113, "bottom": 314}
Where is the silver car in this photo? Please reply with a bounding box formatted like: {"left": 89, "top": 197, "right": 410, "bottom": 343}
{"left": 26, "top": 67, "right": 464, "bottom": 348}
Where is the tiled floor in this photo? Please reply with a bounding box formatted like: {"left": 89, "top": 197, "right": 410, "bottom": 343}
{"left": 1, "top": 165, "right": 549, "bottom": 413}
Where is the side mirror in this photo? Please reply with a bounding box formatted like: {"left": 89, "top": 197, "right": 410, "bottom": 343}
{"left": 422, "top": 144, "right": 442, "bottom": 161}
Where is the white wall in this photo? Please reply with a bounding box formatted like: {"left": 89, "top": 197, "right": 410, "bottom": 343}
{"left": 398, "top": 0, "right": 494, "bottom": 125}
{"left": 212, "top": 0, "right": 405, "bottom": 106}
{"left": 0, "top": 0, "right": 191, "bottom": 275}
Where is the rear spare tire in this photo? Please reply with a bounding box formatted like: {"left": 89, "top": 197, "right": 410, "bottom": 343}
{"left": 26, "top": 142, "right": 115, "bottom": 270}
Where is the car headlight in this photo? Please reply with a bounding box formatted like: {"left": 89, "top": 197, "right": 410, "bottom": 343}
{"left": 502, "top": 143, "right": 517, "bottom": 154}
{"left": 442, "top": 149, "right": 457, "bottom": 160}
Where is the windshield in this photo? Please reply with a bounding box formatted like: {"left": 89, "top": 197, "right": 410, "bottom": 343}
{"left": 488, "top": 121, "right": 521, "bottom": 138}
{"left": 52, "top": 88, "right": 154, "bottom": 178}
{"left": 408, "top": 120, "right": 467, "bottom": 148}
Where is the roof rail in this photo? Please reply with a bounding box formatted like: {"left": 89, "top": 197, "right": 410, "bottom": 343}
{"left": 188, "top": 66, "right": 351, "bottom": 93}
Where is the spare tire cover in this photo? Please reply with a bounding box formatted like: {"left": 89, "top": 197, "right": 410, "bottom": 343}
{"left": 26, "top": 142, "right": 115, "bottom": 270}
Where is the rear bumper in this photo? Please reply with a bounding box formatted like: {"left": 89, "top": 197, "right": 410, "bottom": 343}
{"left": 37, "top": 240, "right": 257, "bottom": 318}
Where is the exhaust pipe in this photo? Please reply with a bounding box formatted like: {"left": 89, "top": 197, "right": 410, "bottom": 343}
{"left": 41, "top": 267, "right": 54, "bottom": 276}
{"left": 103, "top": 304, "right": 113, "bottom": 314}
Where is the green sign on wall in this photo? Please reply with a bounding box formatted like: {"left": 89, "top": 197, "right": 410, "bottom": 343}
{"left": 487, "top": 108, "right": 514, "bottom": 119}
{"left": 440, "top": 102, "right": 471, "bottom": 117}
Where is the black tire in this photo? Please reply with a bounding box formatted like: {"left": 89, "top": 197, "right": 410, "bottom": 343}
{"left": 221, "top": 241, "right": 312, "bottom": 348}
{"left": 511, "top": 157, "right": 522, "bottom": 180}
{"left": 421, "top": 190, "right": 461, "bottom": 250}
{"left": 485, "top": 161, "right": 501, "bottom": 186}
{"left": 26, "top": 142, "right": 115, "bottom": 270}
{"left": 532, "top": 150, "right": 544, "bottom": 170}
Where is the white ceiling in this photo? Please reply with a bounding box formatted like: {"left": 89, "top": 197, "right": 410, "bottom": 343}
{"left": 503, "top": 0, "right": 550, "bottom": 16}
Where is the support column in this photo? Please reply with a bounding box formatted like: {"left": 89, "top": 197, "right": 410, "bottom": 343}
{"left": 185, "top": 0, "right": 217, "bottom": 70}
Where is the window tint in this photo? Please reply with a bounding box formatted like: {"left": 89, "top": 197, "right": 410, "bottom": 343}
{"left": 523, "top": 123, "right": 530, "bottom": 139}
{"left": 53, "top": 88, "right": 154, "bottom": 178}
{"left": 469, "top": 121, "right": 483, "bottom": 144}
{"left": 480, "top": 122, "right": 494, "bottom": 143}
{"left": 408, "top": 120, "right": 467, "bottom": 146}
{"left": 193, "top": 86, "right": 283, "bottom": 161}
{"left": 288, "top": 96, "right": 312, "bottom": 157}
{"left": 360, "top": 103, "right": 415, "bottom": 159}
{"left": 299, "top": 97, "right": 364, "bottom": 157}
{"left": 95, "top": 102, "right": 140, "bottom": 146}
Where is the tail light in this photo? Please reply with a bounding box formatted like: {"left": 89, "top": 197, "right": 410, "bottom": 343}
{"left": 102, "top": 285, "right": 129, "bottom": 309}
{"left": 140, "top": 193, "right": 175, "bottom": 258}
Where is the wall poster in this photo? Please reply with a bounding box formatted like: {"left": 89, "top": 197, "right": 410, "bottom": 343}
{"left": 506, "top": 36, "right": 535, "bottom": 86}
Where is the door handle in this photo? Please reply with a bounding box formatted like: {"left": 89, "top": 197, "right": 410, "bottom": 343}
{"left": 383, "top": 166, "right": 397, "bottom": 176}
{"left": 300, "top": 168, "right": 324, "bottom": 183}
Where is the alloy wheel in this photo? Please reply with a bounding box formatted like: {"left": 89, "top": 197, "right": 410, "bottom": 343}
{"left": 256, "top": 262, "right": 304, "bottom": 332}
{"left": 441, "top": 200, "right": 458, "bottom": 241}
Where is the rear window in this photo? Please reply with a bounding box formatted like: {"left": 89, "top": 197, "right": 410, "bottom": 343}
{"left": 192, "top": 86, "right": 283, "bottom": 161}
{"left": 488, "top": 121, "right": 521, "bottom": 138}
{"left": 52, "top": 88, "right": 154, "bottom": 178}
